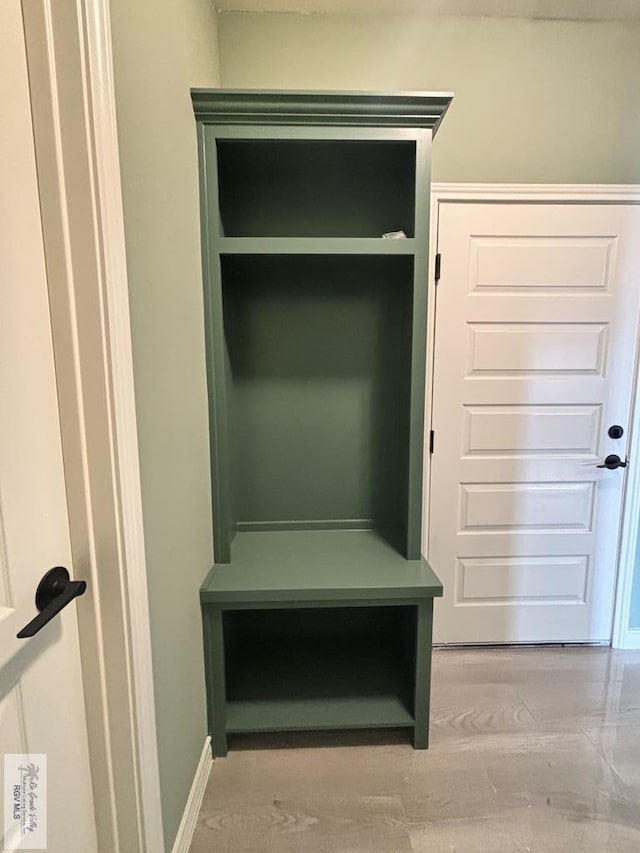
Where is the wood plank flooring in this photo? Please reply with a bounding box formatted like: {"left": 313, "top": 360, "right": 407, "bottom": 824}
{"left": 191, "top": 647, "right": 640, "bottom": 852}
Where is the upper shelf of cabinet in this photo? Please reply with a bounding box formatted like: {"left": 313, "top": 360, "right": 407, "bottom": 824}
{"left": 191, "top": 89, "right": 453, "bottom": 132}
{"left": 216, "top": 139, "right": 417, "bottom": 239}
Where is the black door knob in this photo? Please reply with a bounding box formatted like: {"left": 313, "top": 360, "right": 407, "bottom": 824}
{"left": 596, "top": 454, "right": 627, "bottom": 470}
{"left": 17, "top": 567, "right": 87, "bottom": 639}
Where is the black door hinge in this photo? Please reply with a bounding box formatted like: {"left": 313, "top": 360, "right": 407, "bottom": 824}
{"left": 434, "top": 253, "right": 441, "bottom": 283}
{"left": 429, "top": 430, "right": 435, "bottom": 454}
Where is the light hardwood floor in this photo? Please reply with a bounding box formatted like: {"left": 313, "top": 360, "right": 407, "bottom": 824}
{"left": 190, "top": 647, "right": 640, "bottom": 852}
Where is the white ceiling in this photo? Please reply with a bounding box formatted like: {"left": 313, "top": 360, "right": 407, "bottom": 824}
{"left": 215, "top": 0, "right": 640, "bottom": 21}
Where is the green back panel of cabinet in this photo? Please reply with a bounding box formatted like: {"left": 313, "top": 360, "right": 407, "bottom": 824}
{"left": 223, "top": 255, "right": 412, "bottom": 533}
{"left": 217, "top": 140, "right": 416, "bottom": 238}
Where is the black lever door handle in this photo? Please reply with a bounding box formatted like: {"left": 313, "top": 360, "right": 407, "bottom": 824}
{"left": 596, "top": 454, "right": 627, "bottom": 470}
{"left": 17, "top": 566, "right": 87, "bottom": 639}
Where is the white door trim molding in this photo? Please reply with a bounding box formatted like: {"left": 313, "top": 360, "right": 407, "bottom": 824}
{"left": 423, "top": 183, "right": 640, "bottom": 648}
{"left": 81, "top": 0, "right": 165, "bottom": 844}
{"left": 618, "top": 629, "right": 640, "bottom": 650}
{"left": 612, "top": 328, "right": 640, "bottom": 649}
{"left": 22, "top": 1, "right": 164, "bottom": 850}
{"left": 171, "top": 738, "right": 213, "bottom": 853}
{"left": 430, "top": 183, "right": 640, "bottom": 202}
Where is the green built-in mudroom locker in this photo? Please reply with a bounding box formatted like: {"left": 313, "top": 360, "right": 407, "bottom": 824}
{"left": 194, "top": 90, "right": 451, "bottom": 756}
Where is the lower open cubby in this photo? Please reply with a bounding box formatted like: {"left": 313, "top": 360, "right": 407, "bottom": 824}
{"left": 200, "top": 530, "right": 441, "bottom": 756}
{"left": 223, "top": 606, "right": 417, "bottom": 734}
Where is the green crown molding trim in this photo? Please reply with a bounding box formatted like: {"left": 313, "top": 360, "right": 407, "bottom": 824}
{"left": 191, "top": 89, "right": 453, "bottom": 132}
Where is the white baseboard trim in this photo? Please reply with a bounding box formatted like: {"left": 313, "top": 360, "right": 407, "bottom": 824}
{"left": 171, "top": 737, "right": 213, "bottom": 853}
{"left": 616, "top": 629, "right": 640, "bottom": 650}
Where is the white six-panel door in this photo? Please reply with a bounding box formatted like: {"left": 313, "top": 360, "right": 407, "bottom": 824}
{"left": 429, "top": 202, "right": 640, "bottom": 644}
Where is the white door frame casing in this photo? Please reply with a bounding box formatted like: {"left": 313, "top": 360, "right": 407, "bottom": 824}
{"left": 612, "top": 335, "right": 640, "bottom": 650}
{"left": 423, "top": 183, "right": 640, "bottom": 650}
{"left": 21, "top": 1, "right": 164, "bottom": 850}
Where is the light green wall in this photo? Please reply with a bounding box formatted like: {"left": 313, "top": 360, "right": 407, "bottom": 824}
{"left": 219, "top": 12, "right": 640, "bottom": 183}
{"left": 104, "top": 8, "right": 640, "bottom": 839}
{"left": 108, "top": 1, "right": 219, "bottom": 848}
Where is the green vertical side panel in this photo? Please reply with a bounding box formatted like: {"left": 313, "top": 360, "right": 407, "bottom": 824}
{"left": 198, "top": 125, "right": 232, "bottom": 563}
{"left": 413, "top": 598, "right": 434, "bottom": 749}
{"left": 406, "top": 131, "right": 433, "bottom": 560}
{"left": 204, "top": 606, "right": 228, "bottom": 757}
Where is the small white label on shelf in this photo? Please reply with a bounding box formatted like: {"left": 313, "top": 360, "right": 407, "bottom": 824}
{"left": 382, "top": 230, "right": 407, "bottom": 239}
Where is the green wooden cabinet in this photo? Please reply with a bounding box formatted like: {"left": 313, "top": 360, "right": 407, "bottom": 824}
{"left": 193, "top": 90, "right": 452, "bottom": 756}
